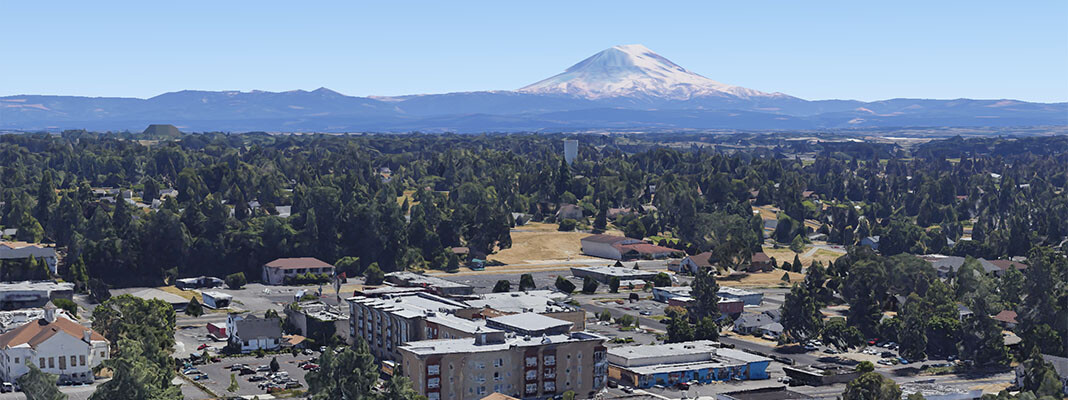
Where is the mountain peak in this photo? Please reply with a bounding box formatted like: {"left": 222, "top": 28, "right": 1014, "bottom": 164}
{"left": 519, "top": 44, "right": 779, "bottom": 100}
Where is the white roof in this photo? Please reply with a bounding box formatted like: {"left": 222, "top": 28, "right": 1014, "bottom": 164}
{"left": 487, "top": 313, "right": 572, "bottom": 332}
{"left": 401, "top": 331, "right": 605, "bottom": 356}
{"left": 465, "top": 290, "right": 570, "bottom": 313}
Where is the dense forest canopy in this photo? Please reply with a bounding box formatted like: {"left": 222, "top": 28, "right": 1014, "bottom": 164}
{"left": 0, "top": 132, "right": 1065, "bottom": 292}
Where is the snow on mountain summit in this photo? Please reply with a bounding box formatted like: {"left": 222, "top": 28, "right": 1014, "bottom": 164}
{"left": 518, "top": 44, "right": 784, "bottom": 100}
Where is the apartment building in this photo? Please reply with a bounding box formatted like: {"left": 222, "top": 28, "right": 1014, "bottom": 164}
{"left": 348, "top": 292, "right": 485, "bottom": 361}
{"left": 399, "top": 330, "right": 608, "bottom": 400}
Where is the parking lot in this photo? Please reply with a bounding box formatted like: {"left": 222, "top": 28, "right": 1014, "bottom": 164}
{"left": 186, "top": 352, "right": 315, "bottom": 397}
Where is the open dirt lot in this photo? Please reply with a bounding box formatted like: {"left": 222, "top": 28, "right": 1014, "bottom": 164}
{"left": 761, "top": 245, "right": 844, "bottom": 269}
{"left": 488, "top": 222, "right": 622, "bottom": 265}
{"left": 720, "top": 270, "right": 806, "bottom": 288}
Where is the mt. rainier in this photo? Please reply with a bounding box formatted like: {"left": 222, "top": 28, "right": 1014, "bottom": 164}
{"left": 519, "top": 44, "right": 788, "bottom": 100}
{"left": 2, "top": 44, "right": 1064, "bottom": 132}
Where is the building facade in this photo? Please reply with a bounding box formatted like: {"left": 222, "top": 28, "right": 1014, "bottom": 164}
{"left": 227, "top": 313, "right": 283, "bottom": 353}
{"left": 607, "top": 341, "right": 770, "bottom": 388}
{"left": 400, "top": 331, "right": 608, "bottom": 400}
{"left": 0, "top": 307, "right": 108, "bottom": 384}
{"left": 261, "top": 257, "right": 335, "bottom": 286}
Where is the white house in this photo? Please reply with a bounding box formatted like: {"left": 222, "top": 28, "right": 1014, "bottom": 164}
{"left": 0, "top": 305, "right": 109, "bottom": 384}
{"left": 227, "top": 313, "right": 282, "bottom": 353}
{"left": 261, "top": 257, "right": 335, "bottom": 286}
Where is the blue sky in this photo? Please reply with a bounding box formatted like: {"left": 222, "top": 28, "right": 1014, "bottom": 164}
{"left": 2, "top": 1, "right": 1066, "bottom": 102}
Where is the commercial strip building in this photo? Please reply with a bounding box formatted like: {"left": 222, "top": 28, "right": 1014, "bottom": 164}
{"left": 569, "top": 266, "right": 658, "bottom": 284}
{"left": 650, "top": 286, "right": 745, "bottom": 316}
{"left": 399, "top": 331, "right": 608, "bottom": 400}
{"left": 0, "top": 241, "right": 59, "bottom": 276}
{"left": 607, "top": 340, "right": 771, "bottom": 388}
{"left": 716, "top": 287, "right": 763, "bottom": 306}
{"left": 0, "top": 281, "right": 74, "bottom": 310}
{"left": 579, "top": 234, "right": 681, "bottom": 261}
{"left": 261, "top": 257, "right": 335, "bottom": 286}
{"left": 385, "top": 272, "right": 476, "bottom": 296}
{"left": 0, "top": 305, "right": 109, "bottom": 384}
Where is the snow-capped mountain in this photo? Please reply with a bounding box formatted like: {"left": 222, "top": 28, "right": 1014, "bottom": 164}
{"left": 519, "top": 44, "right": 786, "bottom": 100}
{"left": 2, "top": 44, "right": 1064, "bottom": 132}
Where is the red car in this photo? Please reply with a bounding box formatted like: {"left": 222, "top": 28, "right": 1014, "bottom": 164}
{"left": 301, "top": 363, "right": 320, "bottom": 370}
{"left": 197, "top": 344, "right": 209, "bottom": 350}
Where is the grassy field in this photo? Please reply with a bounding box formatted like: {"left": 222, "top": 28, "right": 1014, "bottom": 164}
{"left": 761, "top": 245, "right": 845, "bottom": 268}
{"left": 723, "top": 270, "right": 806, "bottom": 288}
{"left": 157, "top": 285, "right": 203, "bottom": 302}
{"left": 488, "top": 222, "right": 621, "bottom": 265}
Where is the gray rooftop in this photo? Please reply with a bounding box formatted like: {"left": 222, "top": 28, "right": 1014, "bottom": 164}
{"left": 0, "top": 281, "right": 74, "bottom": 293}
{"left": 571, "top": 266, "right": 658, "bottom": 278}
{"left": 386, "top": 272, "right": 472, "bottom": 289}
{"left": 400, "top": 331, "right": 605, "bottom": 356}
{"left": 487, "top": 313, "right": 572, "bottom": 332}
{"left": 465, "top": 290, "right": 571, "bottom": 313}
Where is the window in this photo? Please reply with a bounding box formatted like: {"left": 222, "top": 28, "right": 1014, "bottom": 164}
{"left": 544, "top": 381, "right": 555, "bottom": 392}
{"left": 525, "top": 383, "right": 537, "bottom": 394}
{"left": 474, "top": 361, "right": 485, "bottom": 369}
{"left": 49, "top": 357, "right": 54, "bottom": 369}
{"left": 59, "top": 356, "right": 66, "bottom": 370}
{"left": 544, "top": 367, "right": 555, "bottom": 379}
{"left": 428, "top": 393, "right": 440, "bottom": 400}
{"left": 493, "top": 358, "right": 503, "bottom": 367}
{"left": 544, "top": 355, "right": 555, "bottom": 366}
{"left": 427, "top": 364, "right": 440, "bottom": 376}
{"left": 39, "top": 358, "right": 45, "bottom": 368}
{"left": 427, "top": 378, "right": 440, "bottom": 389}
{"left": 525, "top": 356, "right": 537, "bottom": 367}
{"left": 100, "top": 351, "right": 105, "bottom": 358}
{"left": 70, "top": 356, "right": 76, "bottom": 367}
{"left": 477, "top": 386, "right": 486, "bottom": 395}
{"left": 494, "top": 372, "right": 500, "bottom": 381}
{"left": 525, "top": 370, "right": 537, "bottom": 380}
{"left": 13, "top": 357, "right": 18, "bottom": 364}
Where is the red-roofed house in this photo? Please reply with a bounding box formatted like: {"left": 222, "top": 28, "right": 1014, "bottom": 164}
{"left": 262, "top": 257, "right": 335, "bottom": 285}
{"left": 992, "top": 310, "right": 1018, "bottom": 329}
{"left": 747, "top": 252, "right": 774, "bottom": 272}
{"left": 0, "top": 305, "right": 108, "bottom": 384}
{"left": 991, "top": 260, "right": 1027, "bottom": 277}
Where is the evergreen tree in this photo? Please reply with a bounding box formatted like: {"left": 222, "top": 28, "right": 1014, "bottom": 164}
{"left": 519, "top": 274, "right": 536, "bottom": 291}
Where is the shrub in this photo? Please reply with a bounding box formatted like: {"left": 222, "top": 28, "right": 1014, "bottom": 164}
{"left": 558, "top": 219, "right": 577, "bottom": 231}
{"left": 225, "top": 272, "right": 246, "bottom": 289}
{"left": 52, "top": 298, "right": 78, "bottom": 317}
{"left": 364, "top": 263, "right": 385, "bottom": 285}
{"left": 581, "top": 277, "right": 599, "bottom": 294}
{"left": 554, "top": 276, "right": 576, "bottom": 294}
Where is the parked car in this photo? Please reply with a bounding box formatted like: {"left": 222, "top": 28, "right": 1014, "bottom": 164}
{"left": 301, "top": 363, "right": 320, "bottom": 370}
{"left": 1, "top": 383, "right": 12, "bottom": 393}
{"left": 675, "top": 382, "right": 690, "bottom": 390}
{"left": 239, "top": 367, "right": 256, "bottom": 375}
{"left": 192, "top": 374, "right": 209, "bottom": 381}
{"left": 823, "top": 348, "right": 840, "bottom": 354}
{"left": 897, "top": 357, "right": 909, "bottom": 365}
{"left": 256, "top": 365, "right": 271, "bottom": 372}
{"left": 248, "top": 375, "right": 267, "bottom": 382}
{"left": 182, "top": 368, "right": 201, "bottom": 375}
{"left": 285, "top": 381, "right": 303, "bottom": 389}
{"left": 197, "top": 344, "right": 209, "bottom": 350}
{"left": 802, "top": 343, "right": 817, "bottom": 351}
{"left": 229, "top": 364, "right": 247, "bottom": 371}
{"left": 881, "top": 351, "right": 895, "bottom": 358}
{"left": 621, "top": 387, "right": 634, "bottom": 394}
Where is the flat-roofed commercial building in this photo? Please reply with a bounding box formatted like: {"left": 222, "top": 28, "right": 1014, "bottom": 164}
{"left": 569, "top": 266, "right": 658, "bottom": 284}
{"left": 385, "top": 272, "right": 475, "bottom": 296}
{"left": 607, "top": 340, "right": 771, "bottom": 388}
{"left": 399, "top": 331, "right": 608, "bottom": 400}
{"left": 0, "top": 281, "right": 74, "bottom": 310}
